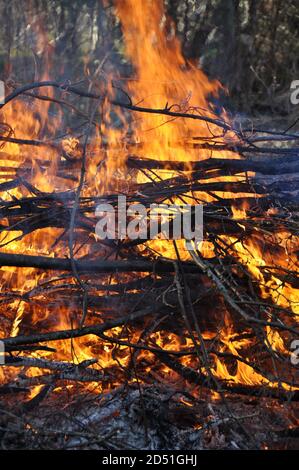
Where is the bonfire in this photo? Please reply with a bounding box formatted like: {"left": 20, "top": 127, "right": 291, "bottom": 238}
{"left": 0, "top": 0, "right": 298, "bottom": 451}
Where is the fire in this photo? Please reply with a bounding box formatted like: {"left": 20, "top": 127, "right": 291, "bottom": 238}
{"left": 115, "top": 0, "right": 226, "bottom": 165}
{"left": 115, "top": 0, "right": 242, "bottom": 259}
{"left": 0, "top": 0, "right": 298, "bottom": 400}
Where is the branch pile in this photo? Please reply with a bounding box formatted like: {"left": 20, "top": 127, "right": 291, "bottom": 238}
{"left": 0, "top": 81, "right": 298, "bottom": 418}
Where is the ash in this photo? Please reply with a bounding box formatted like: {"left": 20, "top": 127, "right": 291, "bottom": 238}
{"left": 0, "top": 384, "right": 298, "bottom": 450}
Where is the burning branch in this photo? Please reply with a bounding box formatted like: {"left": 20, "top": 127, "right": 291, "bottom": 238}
{"left": 0, "top": 78, "right": 298, "bottom": 427}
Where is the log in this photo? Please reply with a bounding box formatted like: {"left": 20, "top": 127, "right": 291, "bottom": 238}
{"left": 127, "top": 155, "right": 299, "bottom": 175}
{"left": 0, "top": 252, "right": 200, "bottom": 274}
